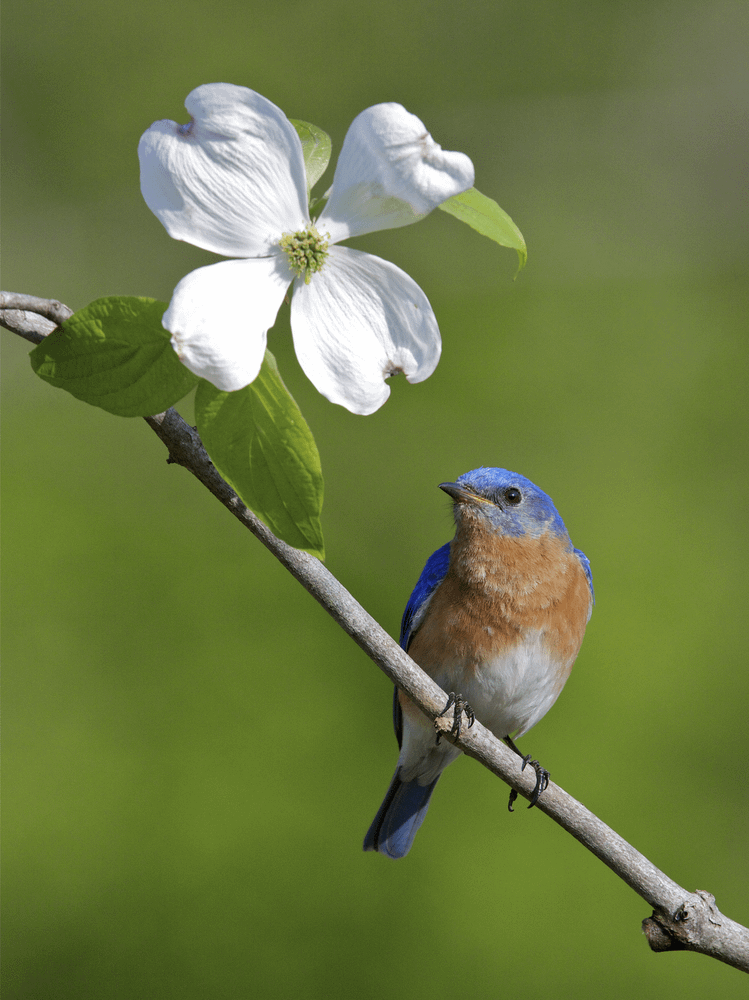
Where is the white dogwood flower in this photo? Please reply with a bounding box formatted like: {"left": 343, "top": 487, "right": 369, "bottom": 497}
{"left": 139, "top": 83, "right": 474, "bottom": 414}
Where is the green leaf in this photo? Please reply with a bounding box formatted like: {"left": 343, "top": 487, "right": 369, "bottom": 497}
{"left": 195, "top": 353, "right": 325, "bottom": 558}
{"left": 438, "top": 187, "right": 527, "bottom": 271}
{"left": 290, "top": 119, "right": 332, "bottom": 195}
{"left": 29, "top": 296, "right": 199, "bottom": 416}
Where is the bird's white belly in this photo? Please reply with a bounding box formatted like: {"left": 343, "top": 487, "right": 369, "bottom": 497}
{"left": 433, "top": 629, "right": 565, "bottom": 740}
{"left": 398, "top": 630, "right": 568, "bottom": 785}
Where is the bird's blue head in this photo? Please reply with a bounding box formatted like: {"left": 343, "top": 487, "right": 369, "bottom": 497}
{"left": 440, "top": 467, "right": 568, "bottom": 539}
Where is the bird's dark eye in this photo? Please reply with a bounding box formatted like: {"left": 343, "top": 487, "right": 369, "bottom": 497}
{"left": 504, "top": 487, "right": 522, "bottom": 505}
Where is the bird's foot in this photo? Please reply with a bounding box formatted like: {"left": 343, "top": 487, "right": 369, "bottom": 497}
{"left": 520, "top": 755, "right": 550, "bottom": 808}
{"left": 435, "top": 691, "right": 475, "bottom": 744}
{"left": 504, "top": 736, "right": 550, "bottom": 811}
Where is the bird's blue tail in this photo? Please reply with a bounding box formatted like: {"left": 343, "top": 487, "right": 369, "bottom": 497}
{"left": 363, "top": 770, "right": 440, "bottom": 859}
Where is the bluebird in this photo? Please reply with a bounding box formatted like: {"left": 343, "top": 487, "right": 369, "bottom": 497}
{"left": 363, "top": 467, "right": 593, "bottom": 859}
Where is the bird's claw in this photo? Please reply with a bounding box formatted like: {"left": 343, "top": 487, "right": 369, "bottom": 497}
{"left": 504, "top": 736, "right": 550, "bottom": 810}
{"left": 521, "top": 755, "right": 550, "bottom": 807}
{"left": 507, "top": 755, "right": 550, "bottom": 810}
{"left": 435, "top": 691, "right": 475, "bottom": 744}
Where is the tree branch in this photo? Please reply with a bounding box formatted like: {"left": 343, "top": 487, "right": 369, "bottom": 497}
{"left": 0, "top": 292, "right": 72, "bottom": 343}
{"left": 3, "top": 290, "right": 748, "bottom": 973}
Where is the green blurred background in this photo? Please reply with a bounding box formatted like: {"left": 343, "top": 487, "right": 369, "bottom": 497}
{"left": 3, "top": 0, "right": 748, "bottom": 996}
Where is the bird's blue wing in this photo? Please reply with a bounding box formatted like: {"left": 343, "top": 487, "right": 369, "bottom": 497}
{"left": 393, "top": 542, "right": 451, "bottom": 748}
{"left": 574, "top": 546, "right": 594, "bottom": 603}
{"left": 399, "top": 542, "right": 451, "bottom": 651}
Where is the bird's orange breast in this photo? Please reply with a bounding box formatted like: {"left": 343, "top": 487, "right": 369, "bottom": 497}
{"left": 407, "top": 528, "right": 592, "bottom": 677}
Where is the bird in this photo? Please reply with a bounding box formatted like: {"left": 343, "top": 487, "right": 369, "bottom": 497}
{"left": 363, "top": 466, "right": 593, "bottom": 859}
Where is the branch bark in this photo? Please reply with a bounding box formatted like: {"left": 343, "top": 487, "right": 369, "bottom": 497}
{"left": 3, "top": 290, "right": 748, "bottom": 973}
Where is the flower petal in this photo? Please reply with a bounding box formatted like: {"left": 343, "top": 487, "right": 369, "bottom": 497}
{"left": 139, "top": 83, "right": 309, "bottom": 257}
{"left": 164, "top": 255, "right": 292, "bottom": 391}
{"left": 290, "top": 246, "right": 441, "bottom": 415}
{"left": 317, "top": 103, "right": 474, "bottom": 243}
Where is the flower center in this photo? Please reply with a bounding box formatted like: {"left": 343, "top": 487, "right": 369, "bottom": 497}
{"left": 279, "top": 226, "right": 330, "bottom": 284}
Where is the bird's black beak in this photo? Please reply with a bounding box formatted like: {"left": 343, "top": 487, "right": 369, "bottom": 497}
{"left": 439, "top": 482, "right": 489, "bottom": 505}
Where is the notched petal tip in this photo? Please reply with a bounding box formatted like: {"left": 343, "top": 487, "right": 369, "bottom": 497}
{"left": 383, "top": 362, "right": 406, "bottom": 378}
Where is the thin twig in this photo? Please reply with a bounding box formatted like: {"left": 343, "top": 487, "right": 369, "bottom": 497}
{"left": 3, "top": 291, "right": 748, "bottom": 973}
